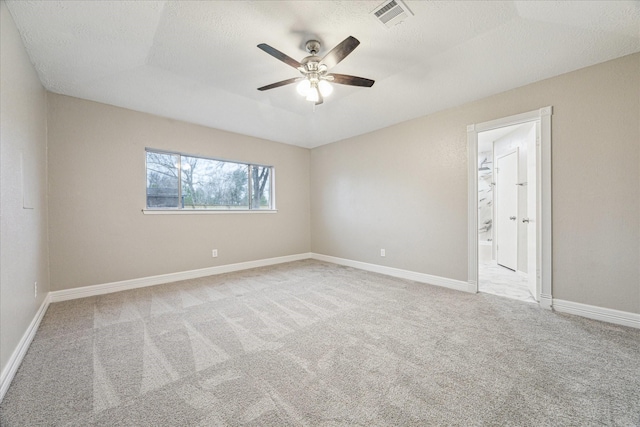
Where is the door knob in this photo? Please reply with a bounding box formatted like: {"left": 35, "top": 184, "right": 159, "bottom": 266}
{"left": 509, "top": 216, "right": 516, "bottom": 220}
{"left": 522, "top": 218, "right": 530, "bottom": 223}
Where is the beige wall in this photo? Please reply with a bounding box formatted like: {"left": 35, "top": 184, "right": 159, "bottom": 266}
{"left": 311, "top": 53, "right": 640, "bottom": 314}
{"left": 0, "top": 1, "right": 50, "bottom": 377}
{"left": 47, "top": 94, "right": 310, "bottom": 291}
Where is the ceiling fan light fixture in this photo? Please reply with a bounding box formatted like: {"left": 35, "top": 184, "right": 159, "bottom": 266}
{"left": 306, "top": 84, "right": 320, "bottom": 102}
{"left": 318, "top": 80, "right": 333, "bottom": 97}
{"left": 257, "top": 36, "right": 375, "bottom": 104}
{"left": 296, "top": 79, "right": 311, "bottom": 96}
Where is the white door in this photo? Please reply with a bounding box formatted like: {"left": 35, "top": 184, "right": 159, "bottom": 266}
{"left": 496, "top": 151, "right": 518, "bottom": 270}
{"left": 526, "top": 125, "right": 538, "bottom": 300}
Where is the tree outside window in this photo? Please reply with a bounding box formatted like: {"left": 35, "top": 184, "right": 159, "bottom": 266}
{"left": 146, "top": 149, "right": 273, "bottom": 210}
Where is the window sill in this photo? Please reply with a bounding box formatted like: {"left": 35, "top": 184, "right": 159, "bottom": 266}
{"left": 142, "top": 209, "right": 277, "bottom": 215}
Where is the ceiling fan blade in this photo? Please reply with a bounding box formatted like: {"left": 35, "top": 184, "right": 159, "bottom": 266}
{"left": 320, "top": 36, "right": 360, "bottom": 70}
{"left": 329, "top": 73, "right": 375, "bottom": 87}
{"left": 258, "top": 77, "right": 302, "bottom": 91}
{"left": 257, "top": 43, "right": 302, "bottom": 69}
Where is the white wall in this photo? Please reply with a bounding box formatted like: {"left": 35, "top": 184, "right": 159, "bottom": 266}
{"left": 477, "top": 150, "right": 493, "bottom": 242}
{"left": 0, "top": 0, "right": 50, "bottom": 381}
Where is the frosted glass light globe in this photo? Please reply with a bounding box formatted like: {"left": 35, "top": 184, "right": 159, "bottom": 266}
{"left": 306, "top": 86, "right": 319, "bottom": 102}
{"left": 296, "top": 79, "right": 311, "bottom": 96}
{"left": 318, "top": 80, "right": 333, "bottom": 96}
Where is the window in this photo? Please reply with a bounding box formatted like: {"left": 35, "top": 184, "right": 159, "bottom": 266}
{"left": 145, "top": 149, "right": 274, "bottom": 211}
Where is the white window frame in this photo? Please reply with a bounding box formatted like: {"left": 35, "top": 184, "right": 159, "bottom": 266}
{"left": 143, "top": 148, "right": 276, "bottom": 214}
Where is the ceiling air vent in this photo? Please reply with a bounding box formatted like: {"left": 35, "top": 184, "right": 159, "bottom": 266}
{"left": 372, "top": 0, "right": 413, "bottom": 28}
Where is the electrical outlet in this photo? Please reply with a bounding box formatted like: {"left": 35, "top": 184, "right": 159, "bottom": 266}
{"left": 212, "top": 249, "right": 218, "bottom": 258}
{"left": 34, "top": 281, "right": 38, "bottom": 298}
{"left": 380, "top": 249, "right": 386, "bottom": 257}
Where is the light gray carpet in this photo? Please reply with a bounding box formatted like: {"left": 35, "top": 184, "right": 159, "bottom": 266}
{"left": 1, "top": 260, "right": 639, "bottom": 426}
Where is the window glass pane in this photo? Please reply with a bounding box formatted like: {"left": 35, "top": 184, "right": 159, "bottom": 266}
{"left": 181, "top": 156, "right": 248, "bottom": 209}
{"left": 146, "top": 151, "right": 179, "bottom": 208}
{"left": 145, "top": 149, "right": 273, "bottom": 211}
{"left": 250, "top": 165, "right": 271, "bottom": 209}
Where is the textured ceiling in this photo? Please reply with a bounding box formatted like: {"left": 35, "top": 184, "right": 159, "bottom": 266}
{"left": 6, "top": 1, "right": 640, "bottom": 148}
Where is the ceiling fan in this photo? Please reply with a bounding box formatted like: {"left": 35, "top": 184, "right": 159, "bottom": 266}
{"left": 257, "top": 36, "right": 375, "bottom": 105}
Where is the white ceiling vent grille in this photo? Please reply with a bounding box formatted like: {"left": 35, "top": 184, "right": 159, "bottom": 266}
{"left": 372, "top": 0, "right": 413, "bottom": 28}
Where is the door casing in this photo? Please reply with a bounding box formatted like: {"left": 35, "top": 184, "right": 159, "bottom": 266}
{"left": 467, "top": 107, "right": 553, "bottom": 309}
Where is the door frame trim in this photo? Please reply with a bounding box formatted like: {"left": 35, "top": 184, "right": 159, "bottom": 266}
{"left": 467, "top": 107, "right": 553, "bottom": 309}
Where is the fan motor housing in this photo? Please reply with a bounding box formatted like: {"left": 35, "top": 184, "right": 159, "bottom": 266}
{"left": 305, "top": 40, "right": 321, "bottom": 55}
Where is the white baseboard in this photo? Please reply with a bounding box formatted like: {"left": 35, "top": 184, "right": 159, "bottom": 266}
{"left": 50, "top": 253, "right": 312, "bottom": 302}
{"left": 553, "top": 299, "right": 639, "bottom": 329}
{"left": 50, "top": 252, "right": 472, "bottom": 303}
{"left": 0, "top": 295, "right": 50, "bottom": 403}
{"left": 540, "top": 293, "right": 553, "bottom": 310}
{"left": 311, "top": 253, "right": 473, "bottom": 293}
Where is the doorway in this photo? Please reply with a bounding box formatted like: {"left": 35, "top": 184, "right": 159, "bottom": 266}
{"left": 478, "top": 124, "right": 535, "bottom": 303}
{"left": 467, "top": 107, "right": 553, "bottom": 309}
